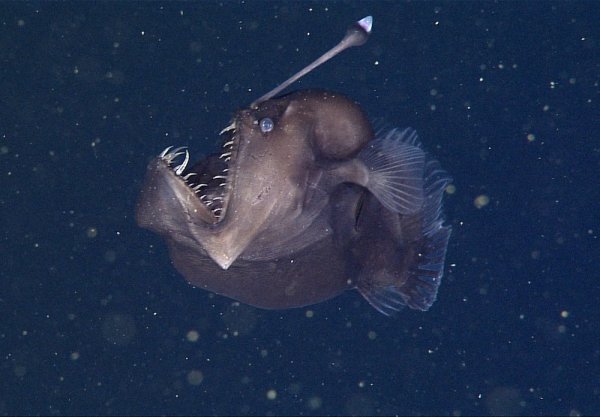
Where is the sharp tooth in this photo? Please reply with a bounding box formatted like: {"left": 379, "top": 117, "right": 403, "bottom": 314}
{"left": 213, "top": 175, "right": 227, "bottom": 180}
{"left": 222, "top": 140, "right": 234, "bottom": 148}
{"left": 174, "top": 150, "right": 189, "bottom": 175}
{"left": 219, "top": 152, "right": 232, "bottom": 159}
{"left": 162, "top": 146, "right": 187, "bottom": 164}
{"left": 170, "top": 146, "right": 187, "bottom": 155}
{"left": 219, "top": 122, "right": 236, "bottom": 135}
{"left": 160, "top": 146, "right": 174, "bottom": 158}
{"left": 183, "top": 173, "right": 198, "bottom": 180}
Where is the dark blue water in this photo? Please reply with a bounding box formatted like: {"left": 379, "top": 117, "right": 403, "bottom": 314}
{"left": 1, "top": 2, "right": 598, "bottom": 416}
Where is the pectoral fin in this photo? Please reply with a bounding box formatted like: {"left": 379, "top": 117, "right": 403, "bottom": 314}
{"left": 358, "top": 128, "right": 425, "bottom": 214}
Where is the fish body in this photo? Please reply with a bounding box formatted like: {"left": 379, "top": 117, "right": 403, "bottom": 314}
{"left": 136, "top": 90, "right": 451, "bottom": 315}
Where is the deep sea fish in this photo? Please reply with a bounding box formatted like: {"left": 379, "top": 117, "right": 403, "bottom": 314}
{"left": 136, "top": 16, "right": 451, "bottom": 315}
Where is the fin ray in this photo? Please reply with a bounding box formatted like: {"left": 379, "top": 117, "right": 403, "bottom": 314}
{"left": 358, "top": 224, "right": 451, "bottom": 314}
{"left": 358, "top": 285, "right": 407, "bottom": 316}
{"left": 358, "top": 128, "right": 426, "bottom": 214}
{"left": 356, "top": 128, "right": 452, "bottom": 314}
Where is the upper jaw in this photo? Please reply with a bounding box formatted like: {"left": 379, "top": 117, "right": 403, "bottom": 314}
{"left": 157, "top": 118, "right": 241, "bottom": 225}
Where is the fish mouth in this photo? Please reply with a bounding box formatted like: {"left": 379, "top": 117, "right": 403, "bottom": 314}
{"left": 158, "top": 120, "right": 239, "bottom": 224}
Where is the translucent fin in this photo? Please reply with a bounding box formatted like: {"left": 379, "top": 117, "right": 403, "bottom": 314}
{"left": 356, "top": 129, "right": 452, "bottom": 314}
{"left": 358, "top": 224, "right": 451, "bottom": 314}
{"left": 358, "top": 284, "right": 407, "bottom": 317}
{"left": 358, "top": 128, "right": 425, "bottom": 214}
{"left": 421, "top": 159, "right": 452, "bottom": 237}
{"left": 401, "top": 225, "right": 451, "bottom": 310}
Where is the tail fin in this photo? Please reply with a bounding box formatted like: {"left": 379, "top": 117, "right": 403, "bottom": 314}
{"left": 358, "top": 223, "right": 451, "bottom": 315}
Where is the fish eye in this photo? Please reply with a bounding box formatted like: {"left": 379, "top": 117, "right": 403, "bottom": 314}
{"left": 259, "top": 118, "right": 274, "bottom": 133}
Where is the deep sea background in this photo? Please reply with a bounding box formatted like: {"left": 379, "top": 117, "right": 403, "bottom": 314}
{"left": 1, "top": 2, "right": 599, "bottom": 416}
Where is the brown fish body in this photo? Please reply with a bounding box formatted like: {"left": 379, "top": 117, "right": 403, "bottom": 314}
{"left": 136, "top": 90, "right": 451, "bottom": 315}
